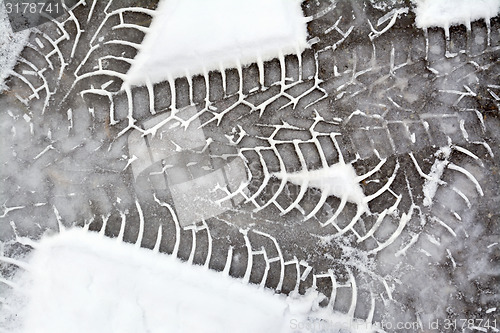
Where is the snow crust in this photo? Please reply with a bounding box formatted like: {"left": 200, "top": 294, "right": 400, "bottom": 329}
{"left": 125, "top": 0, "right": 308, "bottom": 86}
{"left": 413, "top": 0, "right": 500, "bottom": 29}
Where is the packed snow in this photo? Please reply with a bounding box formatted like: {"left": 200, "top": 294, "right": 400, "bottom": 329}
{"left": 1, "top": 229, "right": 376, "bottom": 333}
{"left": 413, "top": 0, "right": 500, "bottom": 29}
{"left": 124, "top": 0, "right": 308, "bottom": 86}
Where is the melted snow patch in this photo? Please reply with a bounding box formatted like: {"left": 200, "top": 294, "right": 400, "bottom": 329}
{"left": 125, "top": 0, "right": 308, "bottom": 86}
{"left": 413, "top": 0, "right": 500, "bottom": 29}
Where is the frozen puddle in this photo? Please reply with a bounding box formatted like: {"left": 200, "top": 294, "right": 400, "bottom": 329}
{"left": 125, "top": 0, "right": 308, "bottom": 86}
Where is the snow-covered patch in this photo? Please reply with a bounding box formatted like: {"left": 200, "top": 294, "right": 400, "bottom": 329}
{"left": 275, "top": 162, "right": 369, "bottom": 214}
{"left": 413, "top": 0, "right": 500, "bottom": 29}
{"left": 369, "top": 0, "right": 405, "bottom": 12}
{"left": 125, "top": 0, "right": 308, "bottom": 86}
{"left": 0, "top": 1, "right": 29, "bottom": 92}
{"left": 4, "top": 229, "right": 289, "bottom": 332}
{"left": 1, "top": 229, "right": 375, "bottom": 333}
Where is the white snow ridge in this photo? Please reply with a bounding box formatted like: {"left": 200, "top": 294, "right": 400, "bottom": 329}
{"left": 124, "top": 0, "right": 308, "bottom": 86}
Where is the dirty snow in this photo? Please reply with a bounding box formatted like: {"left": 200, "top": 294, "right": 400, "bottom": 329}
{"left": 413, "top": 0, "right": 500, "bottom": 29}
{"left": 125, "top": 0, "right": 308, "bottom": 86}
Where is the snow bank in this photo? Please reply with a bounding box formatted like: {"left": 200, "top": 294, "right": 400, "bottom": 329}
{"left": 125, "top": 0, "right": 308, "bottom": 86}
{"left": 413, "top": 0, "right": 500, "bottom": 29}
{"left": 0, "top": 1, "right": 29, "bottom": 92}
